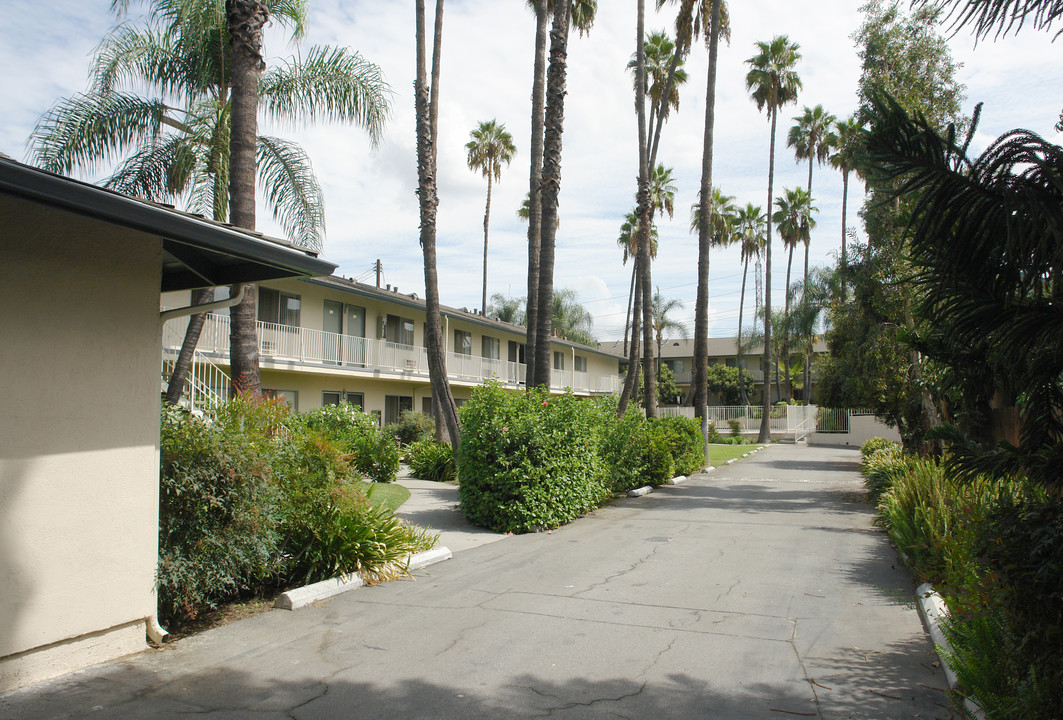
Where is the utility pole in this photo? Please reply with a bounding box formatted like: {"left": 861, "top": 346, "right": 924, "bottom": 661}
{"left": 375, "top": 259, "right": 382, "bottom": 288}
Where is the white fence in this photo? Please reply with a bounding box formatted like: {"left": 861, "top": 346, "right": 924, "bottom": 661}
{"left": 161, "top": 321, "right": 230, "bottom": 415}
{"left": 659, "top": 405, "right": 885, "bottom": 442}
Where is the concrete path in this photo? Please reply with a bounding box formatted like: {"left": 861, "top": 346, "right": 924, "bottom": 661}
{"left": 0, "top": 444, "right": 955, "bottom": 719}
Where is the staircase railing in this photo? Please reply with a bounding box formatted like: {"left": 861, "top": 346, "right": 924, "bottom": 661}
{"left": 162, "top": 320, "right": 230, "bottom": 415}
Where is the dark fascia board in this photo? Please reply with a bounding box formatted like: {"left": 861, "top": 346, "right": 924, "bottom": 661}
{"left": 0, "top": 156, "right": 336, "bottom": 290}
{"left": 303, "top": 275, "right": 626, "bottom": 360}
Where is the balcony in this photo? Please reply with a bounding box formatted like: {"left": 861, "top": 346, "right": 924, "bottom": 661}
{"left": 162, "top": 312, "right": 621, "bottom": 395}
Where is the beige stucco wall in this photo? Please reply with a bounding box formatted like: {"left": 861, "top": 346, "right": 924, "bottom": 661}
{"left": 0, "top": 197, "right": 162, "bottom": 691}
{"left": 809, "top": 415, "right": 902, "bottom": 447}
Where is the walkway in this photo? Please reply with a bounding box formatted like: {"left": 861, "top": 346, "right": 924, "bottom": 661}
{"left": 0, "top": 445, "right": 954, "bottom": 719}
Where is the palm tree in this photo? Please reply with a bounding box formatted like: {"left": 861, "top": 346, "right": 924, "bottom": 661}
{"left": 618, "top": 209, "right": 659, "bottom": 357}
{"left": 652, "top": 289, "right": 688, "bottom": 381}
{"left": 32, "top": 0, "right": 390, "bottom": 401}
{"left": 488, "top": 293, "right": 526, "bottom": 325}
{"left": 830, "top": 115, "right": 866, "bottom": 296}
{"left": 415, "top": 0, "right": 460, "bottom": 445}
{"left": 772, "top": 186, "right": 816, "bottom": 401}
{"left": 551, "top": 288, "right": 596, "bottom": 346}
{"left": 466, "top": 119, "right": 517, "bottom": 316}
{"left": 524, "top": 0, "right": 597, "bottom": 391}
{"left": 627, "top": 30, "right": 689, "bottom": 133}
{"left": 734, "top": 203, "right": 765, "bottom": 405}
{"left": 787, "top": 104, "right": 836, "bottom": 286}
{"left": 746, "top": 35, "right": 801, "bottom": 438}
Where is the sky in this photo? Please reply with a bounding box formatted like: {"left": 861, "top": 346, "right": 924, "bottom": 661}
{"left": 2, "top": 1, "right": 1058, "bottom": 341}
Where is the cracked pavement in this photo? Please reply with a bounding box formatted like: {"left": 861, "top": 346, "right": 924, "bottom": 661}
{"left": 0, "top": 445, "right": 956, "bottom": 719}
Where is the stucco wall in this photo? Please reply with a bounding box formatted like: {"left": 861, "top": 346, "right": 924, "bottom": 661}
{"left": 809, "top": 415, "right": 902, "bottom": 447}
{"left": 0, "top": 197, "right": 162, "bottom": 691}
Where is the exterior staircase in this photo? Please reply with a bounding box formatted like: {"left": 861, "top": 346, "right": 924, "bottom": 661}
{"left": 162, "top": 320, "right": 230, "bottom": 416}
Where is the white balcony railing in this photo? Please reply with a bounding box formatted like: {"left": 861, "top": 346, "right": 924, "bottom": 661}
{"left": 160, "top": 311, "right": 619, "bottom": 394}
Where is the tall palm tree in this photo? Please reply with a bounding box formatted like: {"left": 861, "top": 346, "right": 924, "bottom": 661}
{"left": 627, "top": 30, "right": 689, "bottom": 133}
{"left": 524, "top": 0, "right": 596, "bottom": 391}
{"left": 415, "top": 0, "right": 460, "bottom": 444}
{"left": 32, "top": 0, "right": 390, "bottom": 400}
{"left": 746, "top": 35, "right": 801, "bottom": 438}
{"left": 652, "top": 289, "right": 688, "bottom": 381}
{"left": 466, "top": 119, "right": 517, "bottom": 316}
{"left": 551, "top": 288, "right": 596, "bottom": 346}
{"left": 618, "top": 209, "right": 659, "bottom": 357}
{"left": 488, "top": 292, "right": 526, "bottom": 325}
{"left": 772, "top": 185, "right": 815, "bottom": 401}
{"left": 830, "top": 115, "right": 866, "bottom": 296}
{"left": 734, "top": 203, "right": 765, "bottom": 405}
{"left": 787, "top": 104, "right": 836, "bottom": 286}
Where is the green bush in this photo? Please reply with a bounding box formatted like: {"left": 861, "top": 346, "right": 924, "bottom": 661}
{"left": 861, "top": 443, "right": 909, "bottom": 504}
{"left": 707, "top": 421, "right": 721, "bottom": 443}
{"left": 860, "top": 436, "right": 898, "bottom": 458}
{"left": 407, "top": 439, "right": 457, "bottom": 483}
{"left": 298, "top": 403, "right": 399, "bottom": 482}
{"left": 158, "top": 402, "right": 281, "bottom": 626}
{"left": 651, "top": 415, "right": 705, "bottom": 476}
{"left": 727, "top": 417, "right": 743, "bottom": 437}
{"left": 392, "top": 410, "right": 436, "bottom": 446}
{"left": 456, "top": 382, "right": 607, "bottom": 533}
{"left": 600, "top": 410, "right": 654, "bottom": 493}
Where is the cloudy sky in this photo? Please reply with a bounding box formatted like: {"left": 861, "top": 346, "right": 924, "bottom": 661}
{"left": 2, "top": 1, "right": 1058, "bottom": 341}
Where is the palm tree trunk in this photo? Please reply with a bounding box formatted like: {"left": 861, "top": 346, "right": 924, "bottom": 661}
{"left": 525, "top": 0, "right": 549, "bottom": 379}
{"left": 165, "top": 288, "right": 214, "bottom": 405}
{"left": 623, "top": 261, "right": 635, "bottom": 357}
{"left": 840, "top": 169, "right": 849, "bottom": 298}
{"left": 226, "top": 0, "right": 269, "bottom": 397}
{"left": 481, "top": 173, "right": 492, "bottom": 315}
{"left": 634, "top": 0, "right": 657, "bottom": 418}
{"left": 415, "top": 0, "right": 460, "bottom": 446}
{"left": 618, "top": 257, "right": 642, "bottom": 414}
{"left": 758, "top": 106, "right": 777, "bottom": 443}
{"left": 693, "top": 0, "right": 722, "bottom": 423}
{"left": 803, "top": 157, "right": 813, "bottom": 404}
{"left": 783, "top": 243, "right": 794, "bottom": 402}
{"left": 737, "top": 255, "right": 749, "bottom": 406}
{"left": 533, "top": 0, "right": 571, "bottom": 388}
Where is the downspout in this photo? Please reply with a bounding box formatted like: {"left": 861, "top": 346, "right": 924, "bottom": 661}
{"left": 160, "top": 285, "right": 246, "bottom": 325}
{"left": 150, "top": 285, "right": 245, "bottom": 645}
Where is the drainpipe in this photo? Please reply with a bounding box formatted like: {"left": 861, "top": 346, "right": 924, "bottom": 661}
{"left": 147, "top": 615, "right": 169, "bottom": 645}
{"left": 160, "top": 285, "right": 246, "bottom": 325}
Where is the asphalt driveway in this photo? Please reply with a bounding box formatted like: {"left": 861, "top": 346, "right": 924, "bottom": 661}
{"left": 0, "top": 444, "right": 955, "bottom": 719}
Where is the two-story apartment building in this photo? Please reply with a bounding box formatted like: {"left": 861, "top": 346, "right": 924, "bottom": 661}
{"left": 162, "top": 274, "right": 625, "bottom": 421}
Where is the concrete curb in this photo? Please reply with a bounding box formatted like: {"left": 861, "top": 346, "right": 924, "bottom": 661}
{"left": 915, "top": 582, "right": 985, "bottom": 719}
{"left": 627, "top": 486, "right": 652, "bottom": 497}
{"left": 664, "top": 475, "right": 687, "bottom": 485}
{"left": 275, "top": 546, "right": 453, "bottom": 611}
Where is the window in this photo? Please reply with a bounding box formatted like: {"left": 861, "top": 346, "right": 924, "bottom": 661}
{"left": 482, "top": 335, "right": 500, "bottom": 360}
{"left": 322, "top": 391, "right": 341, "bottom": 406}
{"left": 384, "top": 395, "right": 413, "bottom": 425}
{"left": 383, "top": 314, "right": 414, "bottom": 346}
{"left": 508, "top": 340, "right": 526, "bottom": 364}
{"left": 258, "top": 288, "right": 301, "bottom": 327}
{"left": 725, "top": 357, "right": 737, "bottom": 368}
{"left": 454, "top": 329, "right": 472, "bottom": 355}
{"left": 421, "top": 396, "right": 432, "bottom": 415}
{"left": 574, "top": 355, "right": 587, "bottom": 373}
{"left": 553, "top": 351, "right": 565, "bottom": 371}
{"left": 262, "top": 388, "right": 298, "bottom": 408}
{"left": 346, "top": 392, "right": 364, "bottom": 410}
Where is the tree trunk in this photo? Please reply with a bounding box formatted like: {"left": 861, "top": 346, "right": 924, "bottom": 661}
{"left": 634, "top": 0, "right": 657, "bottom": 418}
{"left": 525, "top": 0, "right": 549, "bottom": 387}
{"left": 165, "top": 288, "right": 215, "bottom": 405}
{"left": 737, "top": 256, "right": 749, "bottom": 406}
{"left": 618, "top": 256, "right": 642, "bottom": 415}
{"left": 783, "top": 242, "right": 793, "bottom": 402}
{"left": 803, "top": 156, "right": 813, "bottom": 404}
{"left": 481, "top": 173, "right": 492, "bottom": 315}
{"left": 226, "top": 0, "right": 269, "bottom": 397}
{"left": 415, "top": 0, "right": 460, "bottom": 446}
{"left": 623, "top": 261, "right": 635, "bottom": 357}
{"left": 532, "top": 1, "right": 570, "bottom": 389}
{"left": 693, "top": 0, "right": 722, "bottom": 422}
{"left": 758, "top": 106, "right": 777, "bottom": 443}
{"left": 840, "top": 169, "right": 848, "bottom": 298}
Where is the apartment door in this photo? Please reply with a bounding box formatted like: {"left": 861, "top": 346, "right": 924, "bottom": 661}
{"left": 384, "top": 395, "right": 413, "bottom": 425}
{"left": 323, "top": 300, "right": 342, "bottom": 364}
{"left": 346, "top": 305, "right": 366, "bottom": 367}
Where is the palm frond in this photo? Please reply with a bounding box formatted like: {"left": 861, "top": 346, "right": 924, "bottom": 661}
{"left": 103, "top": 133, "right": 200, "bottom": 200}
{"left": 915, "top": 0, "right": 1063, "bottom": 39}
{"left": 260, "top": 45, "right": 392, "bottom": 145}
{"left": 29, "top": 91, "right": 171, "bottom": 175}
{"left": 256, "top": 135, "right": 324, "bottom": 251}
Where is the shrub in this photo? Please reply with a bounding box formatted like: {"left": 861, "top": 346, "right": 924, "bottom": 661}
{"left": 407, "top": 439, "right": 457, "bottom": 483}
{"left": 861, "top": 443, "right": 910, "bottom": 504}
{"left": 600, "top": 410, "right": 655, "bottom": 493}
{"left": 860, "top": 436, "right": 898, "bottom": 459}
{"left": 727, "top": 417, "right": 743, "bottom": 437}
{"left": 272, "top": 430, "right": 435, "bottom": 585}
{"left": 392, "top": 410, "right": 436, "bottom": 446}
{"left": 157, "top": 403, "right": 281, "bottom": 626}
{"left": 707, "top": 421, "right": 720, "bottom": 444}
{"left": 456, "top": 382, "right": 607, "bottom": 533}
{"left": 651, "top": 415, "right": 705, "bottom": 476}
{"left": 298, "top": 403, "right": 399, "bottom": 482}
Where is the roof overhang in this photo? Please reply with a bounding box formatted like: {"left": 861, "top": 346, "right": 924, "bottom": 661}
{"left": 0, "top": 156, "right": 336, "bottom": 291}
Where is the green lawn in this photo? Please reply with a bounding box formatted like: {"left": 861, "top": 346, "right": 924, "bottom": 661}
{"left": 362, "top": 482, "right": 410, "bottom": 513}
{"left": 707, "top": 444, "right": 765, "bottom": 468}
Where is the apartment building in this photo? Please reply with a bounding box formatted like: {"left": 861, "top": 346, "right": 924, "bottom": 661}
{"left": 162, "top": 274, "right": 625, "bottom": 420}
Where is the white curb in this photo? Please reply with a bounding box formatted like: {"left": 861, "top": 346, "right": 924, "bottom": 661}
{"left": 275, "top": 546, "right": 453, "bottom": 610}
{"left": 916, "top": 582, "right": 985, "bottom": 719}
{"left": 627, "top": 486, "right": 652, "bottom": 497}
{"left": 665, "top": 475, "right": 687, "bottom": 485}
